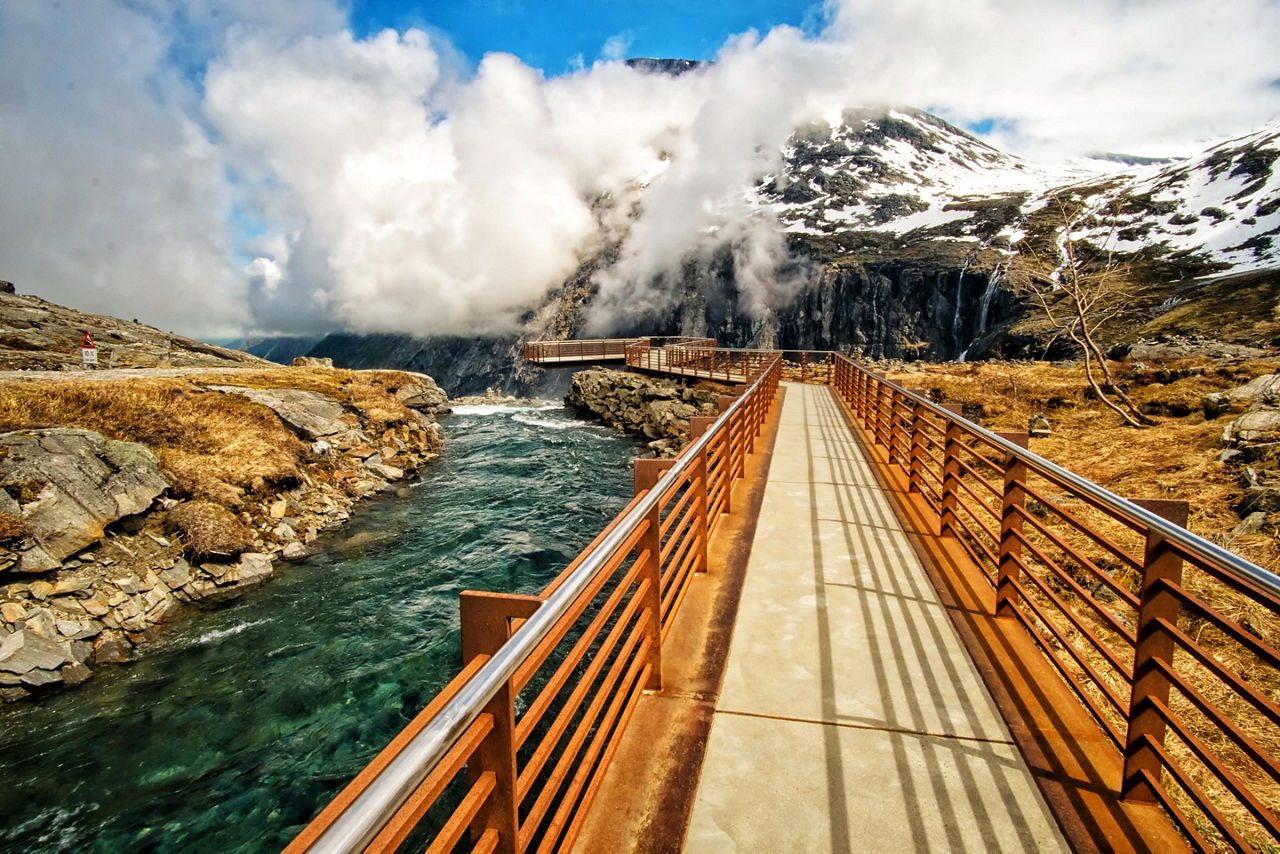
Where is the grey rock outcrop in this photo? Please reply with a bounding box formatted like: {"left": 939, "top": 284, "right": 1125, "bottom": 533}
{"left": 394, "top": 373, "right": 450, "bottom": 416}
{"left": 1, "top": 429, "right": 168, "bottom": 571}
{"left": 566, "top": 369, "right": 723, "bottom": 455}
{"left": 1222, "top": 375, "right": 1280, "bottom": 446}
{"left": 207, "top": 386, "right": 353, "bottom": 440}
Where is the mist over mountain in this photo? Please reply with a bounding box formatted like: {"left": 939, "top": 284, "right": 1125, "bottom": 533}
{"left": 245, "top": 101, "right": 1278, "bottom": 394}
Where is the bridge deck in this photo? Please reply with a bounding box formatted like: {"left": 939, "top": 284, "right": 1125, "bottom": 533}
{"left": 684, "top": 382, "right": 1067, "bottom": 851}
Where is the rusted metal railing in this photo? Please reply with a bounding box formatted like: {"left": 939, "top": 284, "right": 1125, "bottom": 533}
{"left": 831, "top": 354, "right": 1280, "bottom": 850}
{"left": 522, "top": 337, "right": 717, "bottom": 365}
{"left": 289, "top": 354, "right": 781, "bottom": 853}
{"left": 625, "top": 342, "right": 770, "bottom": 384}
{"left": 521, "top": 338, "right": 642, "bottom": 363}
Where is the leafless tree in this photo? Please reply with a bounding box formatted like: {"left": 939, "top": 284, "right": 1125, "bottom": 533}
{"left": 1010, "top": 193, "right": 1153, "bottom": 428}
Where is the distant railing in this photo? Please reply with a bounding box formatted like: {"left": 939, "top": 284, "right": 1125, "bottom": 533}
{"left": 521, "top": 338, "right": 641, "bottom": 363}
{"left": 288, "top": 352, "right": 781, "bottom": 853}
{"left": 831, "top": 355, "right": 1280, "bottom": 851}
{"left": 522, "top": 337, "right": 717, "bottom": 364}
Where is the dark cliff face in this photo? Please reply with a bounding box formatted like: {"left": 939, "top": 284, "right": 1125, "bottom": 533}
{"left": 602, "top": 244, "right": 1018, "bottom": 361}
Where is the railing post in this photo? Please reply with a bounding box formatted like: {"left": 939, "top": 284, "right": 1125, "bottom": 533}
{"left": 856, "top": 369, "right": 867, "bottom": 423}
{"left": 634, "top": 460, "right": 675, "bottom": 691}
{"left": 874, "top": 378, "right": 890, "bottom": 447}
{"left": 995, "top": 432, "right": 1029, "bottom": 619}
{"left": 717, "top": 397, "right": 736, "bottom": 514}
{"left": 939, "top": 402, "right": 964, "bottom": 538}
{"left": 460, "top": 590, "right": 543, "bottom": 851}
{"left": 1122, "top": 498, "right": 1190, "bottom": 804}
{"left": 801, "top": 352, "right": 807, "bottom": 383}
{"left": 886, "top": 389, "right": 901, "bottom": 465}
{"left": 907, "top": 394, "right": 928, "bottom": 494}
{"left": 736, "top": 384, "right": 756, "bottom": 454}
{"left": 689, "top": 416, "right": 714, "bottom": 572}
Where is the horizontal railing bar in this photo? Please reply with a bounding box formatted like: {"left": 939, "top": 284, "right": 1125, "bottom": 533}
{"left": 1012, "top": 503, "right": 1141, "bottom": 609}
{"left": 1011, "top": 531, "right": 1138, "bottom": 647}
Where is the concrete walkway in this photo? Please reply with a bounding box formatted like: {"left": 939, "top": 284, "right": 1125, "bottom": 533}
{"left": 684, "top": 383, "right": 1069, "bottom": 853}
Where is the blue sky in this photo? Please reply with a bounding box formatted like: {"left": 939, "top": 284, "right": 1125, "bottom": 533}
{"left": 349, "top": 0, "right": 823, "bottom": 73}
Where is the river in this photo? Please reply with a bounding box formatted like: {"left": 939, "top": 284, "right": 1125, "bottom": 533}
{"left": 0, "top": 403, "right": 639, "bottom": 852}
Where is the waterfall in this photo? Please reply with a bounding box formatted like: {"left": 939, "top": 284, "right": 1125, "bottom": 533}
{"left": 950, "top": 256, "right": 972, "bottom": 355}
{"left": 975, "top": 262, "right": 1006, "bottom": 337}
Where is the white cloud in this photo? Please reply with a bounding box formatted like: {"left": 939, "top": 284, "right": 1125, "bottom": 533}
{"left": 0, "top": 0, "right": 1276, "bottom": 338}
{"left": 822, "top": 0, "right": 1280, "bottom": 160}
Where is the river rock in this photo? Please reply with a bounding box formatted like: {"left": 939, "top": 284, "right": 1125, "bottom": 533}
{"left": 281, "top": 542, "right": 308, "bottom": 561}
{"left": 0, "top": 429, "right": 169, "bottom": 568}
{"left": 0, "top": 628, "right": 73, "bottom": 674}
{"left": 566, "top": 368, "right": 723, "bottom": 455}
{"left": 395, "top": 377, "right": 450, "bottom": 415}
{"left": 365, "top": 462, "right": 404, "bottom": 481}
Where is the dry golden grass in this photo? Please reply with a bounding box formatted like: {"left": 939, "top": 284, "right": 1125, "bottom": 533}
{"left": 165, "top": 499, "right": 254, "bottom": 559}
{"left": 0, "top": 379, "right": 303, "bottom": 505}
{"left": 0, "top": 368, "right": 428, "bottom": 506}
{"left": 887, "top": 358, "right": 1280, "bottom": 571}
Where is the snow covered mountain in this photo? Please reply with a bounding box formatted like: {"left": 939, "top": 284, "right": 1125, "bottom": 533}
{"left": 750, "top": 107, "right": 1279, "bottom": 276}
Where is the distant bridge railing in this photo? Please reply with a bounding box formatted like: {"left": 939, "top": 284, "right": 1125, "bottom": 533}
{"left": 288, "top": 351, "right": 780, "bottom": 854}
{"left": 832, "top": 355, "right": 1280, "bottom": 851}
{"left": 522, "top": 337, "right": 716, "bottom": 365}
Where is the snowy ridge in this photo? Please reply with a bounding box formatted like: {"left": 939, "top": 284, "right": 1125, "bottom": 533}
{"left": 752, "top": 108, "right": 1089, "bottom": 243}
{"left": 1067, "top": 125, "right": 1280, "bottom": 273}
{"left": 725, "top": 108, "right": 1279, "bottom": 278}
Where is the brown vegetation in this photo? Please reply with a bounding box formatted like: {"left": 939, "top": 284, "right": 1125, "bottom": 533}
{"left": 165, "top": 500, "right": 254, "bottom": 560}
{"left": 0, "top": 512, "right": 29, "bottom": 542}
{"left": 888, "top": 357, "right": 1280, "bottom": 569}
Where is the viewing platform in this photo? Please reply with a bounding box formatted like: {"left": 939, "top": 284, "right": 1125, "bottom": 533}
{"left": 292, "top": 340, "right": 1280, "bottom": 854}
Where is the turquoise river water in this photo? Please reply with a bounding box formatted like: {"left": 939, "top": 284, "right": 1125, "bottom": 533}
{"left": 0, "top": 404, "right": 639, "bottom": 852}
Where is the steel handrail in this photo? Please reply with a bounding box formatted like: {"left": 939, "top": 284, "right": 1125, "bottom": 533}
{"left": 307, "top": 354, "right": 780, "bottom": 853}
{"left": 833, "top": 353, "right": 1280, "bottom": 600}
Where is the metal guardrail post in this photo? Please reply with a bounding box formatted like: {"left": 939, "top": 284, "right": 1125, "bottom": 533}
{"left": 716, "top": 397, "right": 735, "bottom": 515}
{"left": 874, "top": 378, "right": 890, "bottom": 448}
{"left": 940, "top": 402, "right": 964, "bottom": 538}
{"left": 634, "top": 460, "right": 674, "bottom": 691}
{"left": 1122, "top": 498, "right": 1190, "bottom": 803}
{"left": 459, "top": 591, "right": 542, "bottom": 851}
{"left": 908, "top": 396, "right": 928, "bottom": 494}
{"left": 689, "top": 416, "right": 714, "bottom": 572}
{"left": 996, "top": 432, "right": 1030, "bottom": 619}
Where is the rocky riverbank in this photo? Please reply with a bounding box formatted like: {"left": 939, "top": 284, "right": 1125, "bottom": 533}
{"left": 0, "top": 366, "right": 449, "bottom": 701}
{"left": 565, "top": 368, "right": 731, "bottom": 456}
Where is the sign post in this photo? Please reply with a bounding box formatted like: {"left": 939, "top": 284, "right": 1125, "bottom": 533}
{"left": 81, "top": 332, "right": 97, "bottom": 369}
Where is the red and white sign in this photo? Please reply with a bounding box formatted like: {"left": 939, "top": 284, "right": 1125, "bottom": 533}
{"left": 81, "top": 332, "right": 97, "bottom": 367}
